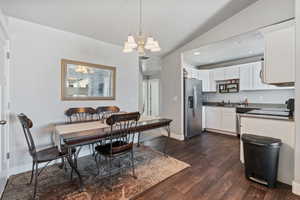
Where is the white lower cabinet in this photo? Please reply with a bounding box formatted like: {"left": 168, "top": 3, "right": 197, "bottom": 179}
{"left": 221, "top": 108, "right": 236, "bottom": 132}
{"left": 205, "top": 106, "right": 222, "bottom": 130}
{"left": 240, "top": 117, "right": 295, "bottom": 185}
{"left": 204, "top": 106, "right": 236, "bottom": 134}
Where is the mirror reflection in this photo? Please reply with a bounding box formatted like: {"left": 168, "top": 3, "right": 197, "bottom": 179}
{"left": 61, "top": 59, "right": 116, "bottom": 100}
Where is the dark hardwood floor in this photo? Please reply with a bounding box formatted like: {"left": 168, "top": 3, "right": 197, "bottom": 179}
{"left": 135, "top": 132, "right": 300, "bottom": 200}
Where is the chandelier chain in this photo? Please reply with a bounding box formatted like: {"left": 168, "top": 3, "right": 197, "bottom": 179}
{"left": 139, "top": 0, "right": 142, "bottom": 35}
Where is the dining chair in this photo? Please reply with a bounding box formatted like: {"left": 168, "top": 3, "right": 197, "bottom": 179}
{"left": 65, "top": 107, "right": 96, "bottom": 123}
{"left": 65, "top": 107, "right": 97, "bottom": 158}
{"left": 94, "top": 112, "right": 140, "bottom": 190}
{"left": 17, "top": 113, "right": 76, "bottom": 199}
{"left": 96, "top": 106, "right": 120, "bottom": 120}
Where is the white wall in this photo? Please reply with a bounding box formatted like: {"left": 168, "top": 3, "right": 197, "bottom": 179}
{"left": 293, "top": 0, "right": 300, "bottom": 195}
{"left": 161, "top": 0, "right": 295, "bottom": 136}
{"left": 204, "top": 89, "right": 295, "bottom": 104}
{"left": 8, "top": 17, "right": 139, "bottom": 174}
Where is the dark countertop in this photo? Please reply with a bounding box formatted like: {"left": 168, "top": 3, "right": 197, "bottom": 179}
{"left": 203, "top": 102, "right": 287, "bottom": 110}
{"left": 203, "top": 102, "right": 294, "bottom": 121}
{"left": 239, "top": 112, "right": 294, "bottom": 121}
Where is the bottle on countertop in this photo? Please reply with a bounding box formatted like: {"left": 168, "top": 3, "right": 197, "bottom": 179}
{"left": 244, "top": 98, "right": 249, "bottom": 106}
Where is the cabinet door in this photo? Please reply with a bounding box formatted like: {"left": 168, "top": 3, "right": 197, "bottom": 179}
{"left": 205, "top": 106, "right": 222, "bottom": 130}
{"left": 209, "top": 71, "right": 217, "bottom": 92}
{"left": 221, "top": 108, "right": 236, "bottom": 133}
{"left": 197, "top": 70, "right": 210, "bottom": 92}
{"left": 213, "top": 68, "right": 225, "bottom": 81}
{"left": 225, "top": 66, "right": 240, "bottom": 80}
{"left": 191, "top": 69, "right": 198, "bottom": 79}
{"left": 239, "top": 63, "right": 253, "bottom": 91}
{"left": 263, "top": 24, "right": 295, "bottom": 84}
{"left": 252, "top": 62, "right": 273, "bottom": 90}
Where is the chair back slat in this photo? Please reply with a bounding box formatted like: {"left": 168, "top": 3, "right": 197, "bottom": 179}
{"left": 17, "top": 113, "right": 37, "bottom": 158}
{"left": 96, "top": 106, "right": 120, "bottom": 120}
{"left": 65, "top": 107, "right": 96, "bottom": 123}
{"left": 106, "top": 112, "right": 140, "bottom": 154}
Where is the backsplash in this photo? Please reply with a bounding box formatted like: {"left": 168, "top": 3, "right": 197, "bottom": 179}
{"left": 204, "top": 89, "right": 295, "bottom": 104}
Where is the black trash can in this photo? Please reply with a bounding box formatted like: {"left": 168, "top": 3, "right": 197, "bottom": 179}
{"left": 242, "top": 134, "right": 282, "bottom": 188}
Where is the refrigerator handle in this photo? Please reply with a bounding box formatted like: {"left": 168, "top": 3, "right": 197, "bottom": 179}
{"left": 193, "top": 87, "right": 197, "bottom": 109}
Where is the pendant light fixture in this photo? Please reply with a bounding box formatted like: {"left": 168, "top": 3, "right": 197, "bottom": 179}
{"left": 123, "top": 0, "right": 161, "bottom": 56}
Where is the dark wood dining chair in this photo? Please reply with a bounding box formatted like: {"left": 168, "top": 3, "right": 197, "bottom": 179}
{"left": 94, "top": 112, "right": 140, "bottom": 190}
{"left": 96, "top": 106, "right": 120, "bottom": 120}
{"left": 17, "top": 113, "right": 76, "bottom": 199}
{"left": 65, "top": 107, "right": 98, "bottom": 164}
{"left": 65, "top": 107, "right": 96, "bottom": 123}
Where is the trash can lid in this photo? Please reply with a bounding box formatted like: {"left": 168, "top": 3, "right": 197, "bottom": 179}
{"left": 241, "top": 134, "right": 282, "bottom": 147}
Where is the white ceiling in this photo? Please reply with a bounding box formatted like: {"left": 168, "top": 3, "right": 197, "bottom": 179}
{"left": 0, "top": 0, "right": 258, "bottom": 56}
{"left": 183, "top": 31, "right": 264, "bottom": 67}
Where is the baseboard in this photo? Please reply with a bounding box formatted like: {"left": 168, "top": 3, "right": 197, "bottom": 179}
{"left": 292, "top": 181, "right": 300, "bottom": 195}
{"left": 205, "top": 128, "right": 237, "bottom": 136}
{"left": 160, "top": 129, "right": 185, "bottom": 141}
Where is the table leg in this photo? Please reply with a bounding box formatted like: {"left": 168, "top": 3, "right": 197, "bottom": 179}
{"left": 66, "top": 147, "right": 84, "bottom": 191}
{"left": 164, "top": 125, "right": 171, "bottom": 156}
{"left": 137, "top": 132, "right": 141, "bottom": 147}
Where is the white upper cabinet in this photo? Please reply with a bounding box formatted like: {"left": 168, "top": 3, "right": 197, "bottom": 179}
{"left": 239, "top": 61, "right": 288, "bottom": 91}
{"left": 213, "top": 66, "right": 239, "bottom": 81}
{"left": 252, "top": 62, "right": 273, "bottom": 90}
{"left": 185, "top": 67, "right": 198, "bottom": 79}
{"left": 186, "top": 68, "right": 216, "bottom": 93}
{"left": 239, "top": 63, "right": 253, "bottom": 91}
{"left": 197, "top": 70, "right": 210, "bottom": 92}
{"left": 224, "top": 66, "right": 240, "bottom": 80}
{"left": 213, "top": 68, "right": 225, "bottom": 81}
{"left": 261, "top": 21, "right": 295, "bottom": 84}
{"left": 209, "top": 71, "right": 217, "bottom": 92}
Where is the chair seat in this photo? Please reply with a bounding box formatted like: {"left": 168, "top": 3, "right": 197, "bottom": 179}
{"left": 95, "top": 141, "right": 133, "bottom": 156}
{"left": 36, "top": 145, "right": 75, "bottom": 163}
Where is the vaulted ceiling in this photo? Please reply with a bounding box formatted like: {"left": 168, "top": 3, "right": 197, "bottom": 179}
{"left": 0, "top": 0, "right": 258, "bottom": 56}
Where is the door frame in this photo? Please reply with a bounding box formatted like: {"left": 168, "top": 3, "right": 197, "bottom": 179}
{"left": 0, "top": 11, "right": 10, "bottom": 197}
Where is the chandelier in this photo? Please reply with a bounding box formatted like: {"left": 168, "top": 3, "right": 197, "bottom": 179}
{"left": 123, "top": 0, "right": 161, "bottom": 56}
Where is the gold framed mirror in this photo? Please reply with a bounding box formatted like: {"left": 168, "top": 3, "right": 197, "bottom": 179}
{"left": 61, "top": 59, "right": 116, "bottom": 101}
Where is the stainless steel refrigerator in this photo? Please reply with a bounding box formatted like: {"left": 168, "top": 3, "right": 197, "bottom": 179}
{"left": 184, "top": 78, "right": 203, "bottom": 139}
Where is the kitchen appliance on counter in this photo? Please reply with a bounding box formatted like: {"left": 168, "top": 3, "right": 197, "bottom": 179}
{"left": 184, "top": 78, "right": 203, "bottom": 139}
{"left": 286, "top": 98, "right": 294, "bottom": 117}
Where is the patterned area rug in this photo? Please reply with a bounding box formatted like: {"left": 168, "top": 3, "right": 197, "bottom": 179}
{"left": 2, "top": 146, "right": 190, "bottom": 200}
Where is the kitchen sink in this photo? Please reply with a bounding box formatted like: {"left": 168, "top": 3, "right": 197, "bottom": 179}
{"left": 236, "top": 107, "right": 258, "bottom": 113}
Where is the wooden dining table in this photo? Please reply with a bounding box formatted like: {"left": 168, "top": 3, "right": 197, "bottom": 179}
{"left": 54, "top": 116, "right": 173, "bottom": 190}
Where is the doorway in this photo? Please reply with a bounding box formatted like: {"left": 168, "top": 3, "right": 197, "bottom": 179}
{"left": 0, "top": 34, "right": 9, "bottom": 195}
{"left": 142, "top": 78, "right": 160, "bottom": 116}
